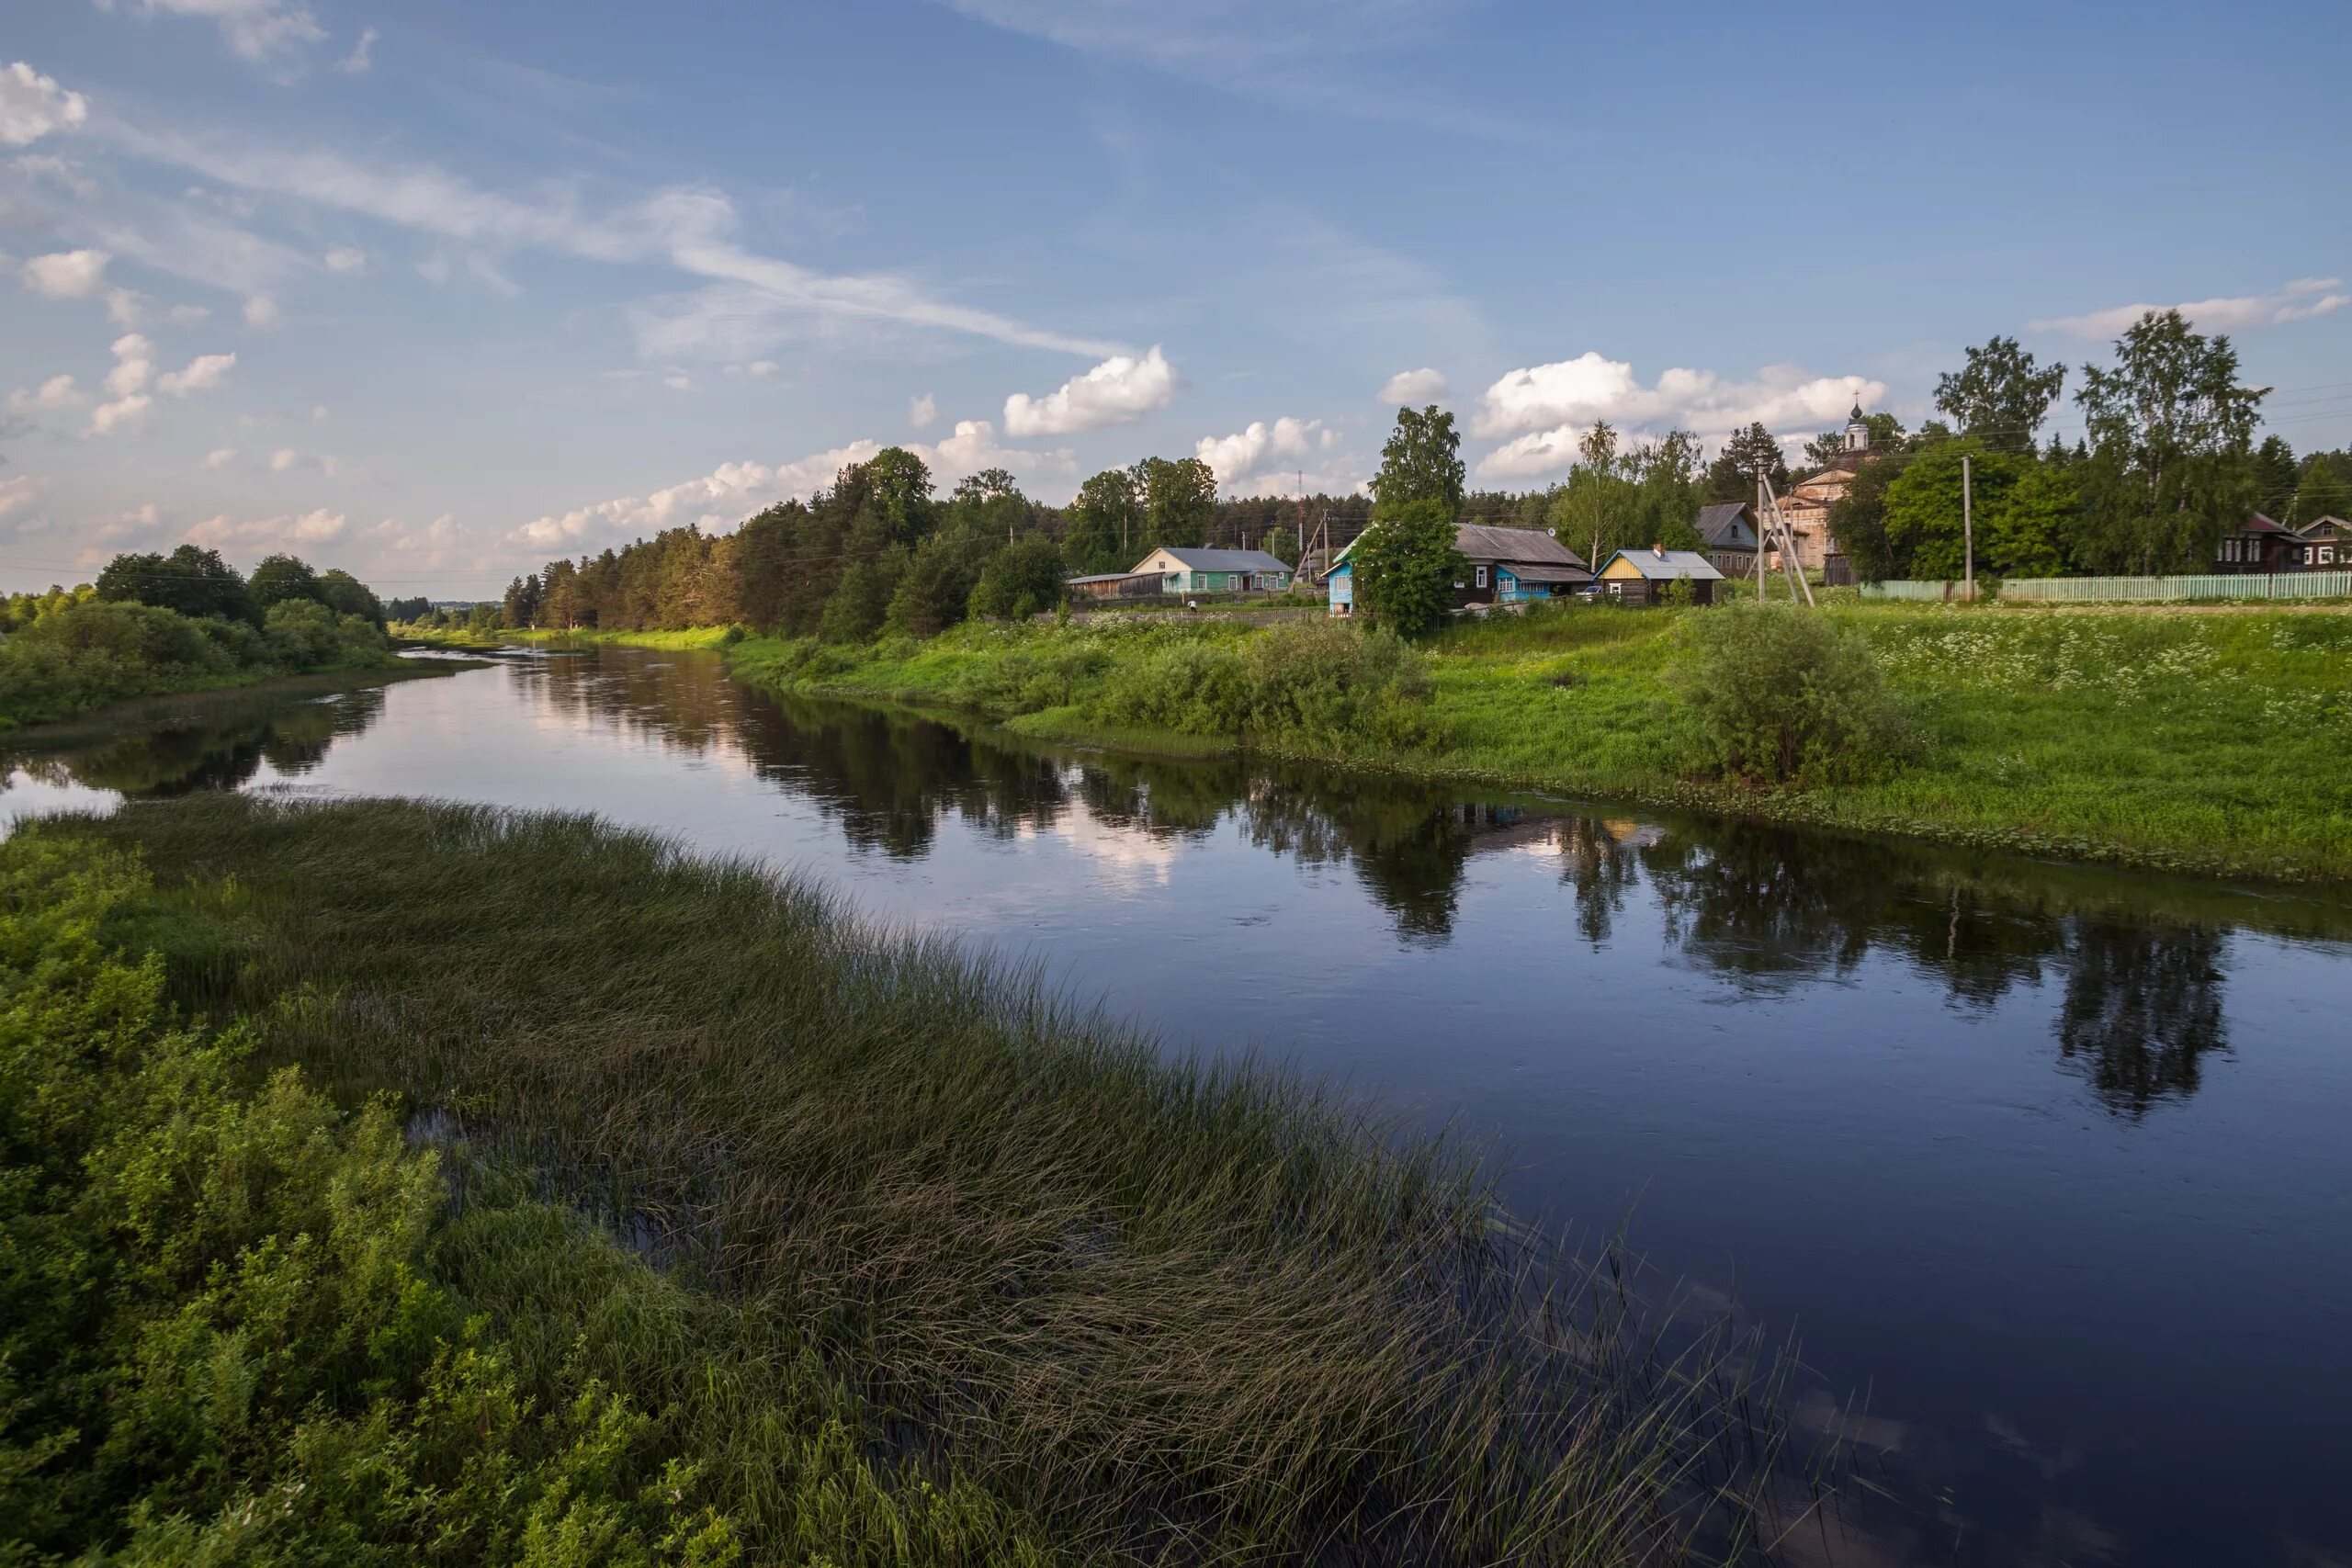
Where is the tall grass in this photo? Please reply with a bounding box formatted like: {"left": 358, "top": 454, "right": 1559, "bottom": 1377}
{"left": 45, "top": 793, "right": 1808, "bottom": 1565}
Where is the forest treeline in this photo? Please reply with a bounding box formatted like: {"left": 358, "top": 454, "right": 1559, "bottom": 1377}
{"left": 465, "top": 306, "right": 2340, "bottom": 638}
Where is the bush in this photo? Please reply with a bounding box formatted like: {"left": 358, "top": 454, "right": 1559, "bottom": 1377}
{"left": 1668, "top": 603, "right": 1911, "bottom": 785}
{"left": 264, "top": 599, "right": 389, "bottom": 669}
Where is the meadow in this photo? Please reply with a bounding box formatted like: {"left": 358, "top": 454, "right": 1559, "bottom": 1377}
{"left": 706, "top": 601, "right": 2352, "bottom": 884}
{"left": 4, "top": 794, "right": 1801, "bottom": 1565}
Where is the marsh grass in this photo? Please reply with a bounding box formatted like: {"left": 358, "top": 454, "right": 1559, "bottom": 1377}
{"left": 47, "top": 792, "right": 1811, "bottom": 1564}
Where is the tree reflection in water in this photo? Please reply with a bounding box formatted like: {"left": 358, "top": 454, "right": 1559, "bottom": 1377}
{"left": 1, "top": 687, "right": 388, "bottom": 798}
{"left": 2057, "top": 919, "right": 2230, "bottom": 1117}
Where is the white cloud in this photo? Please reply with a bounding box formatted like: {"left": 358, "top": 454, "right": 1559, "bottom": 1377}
{"left": 0, "top": 62, "right": 88, "bottom": 148}
{"left": 926, "top": 418, "right": 1075, "bottom": 489}
{"left": 110, "top": 128, "right": 1122, "bottom": 356}
{"left": 105, "top": 333, "right": 155, "bottom": 397}
{"left": 269, "top": 446, "right": 300, "bottom": 471}
{"left": 1471, "top": 353, "right": 1888, "bottom": 479}
{"left": 243, "top": 294, "right": 281, "bottom": 328}
{"left": 1002, "top": 344, "right": 1176, "bottom": 436}
{"left": 322, "top": 244, "right": 366, "bottom": 272}
{"left": 0, "top": 474, "right": 51, "bottom": 518}
{"left": 19, "top": 247, "right": 109, "bottom": 298}
{"left": 507, "top": 444, "right": 885, "bottom": 551}
{"left": 2030, "top": 277, "right": 2352, "bottom": 338}
{"left": 908, "top": 391, "right": 937, "bottom": 429}
{"left": 87, "top": 391, "right": 153, "bottom": 435}
{"left": 1379, "top": 367, "right": 1447, "bottom": 403}
{"left": 334, "top": 27, "right": 378, "bottom": 74}
{"left": 724, "top": 359, "right": 778, "bottom": 379}
{"left": 6, "top": 374, "right": 84, "bottom": 413}
{"left": 168, "top": 303, "right": 212, "bottom": 324}
{"left": 188, "top": 507, "right": 349, "bottom": 549}
{"left": 201, "top": 446, "right": 237, "bottom": 468}
{"left": 1194, "top": 415, "right": 1339, "bottom": 493}
{"left": 157, "top": 350, "right": 234, "bottom": 395}
{"left": 113, "top": 0, "right": 327, "bottom": 63}
{"left": 106, "top": 287, "right": 148, "bottom": 325}
{"left": 8, "top": 152, "right": 98, "bottom": 198}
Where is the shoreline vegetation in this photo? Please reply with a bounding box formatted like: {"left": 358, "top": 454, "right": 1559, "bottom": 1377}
{"left": 4, "top": 795, "right": 1805, "bottom": 1564}
{"left": 496, "top": 598, "right": 2352, "bottom": 886}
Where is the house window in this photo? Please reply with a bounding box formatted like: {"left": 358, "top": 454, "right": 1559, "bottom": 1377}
{"left": 1475, "top": 565, "right": 1488, "bottom": 589}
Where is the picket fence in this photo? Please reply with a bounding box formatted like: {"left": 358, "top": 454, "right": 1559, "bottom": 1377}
{"left": 1862, "top": 571, "right": 2352, "bottom": 604}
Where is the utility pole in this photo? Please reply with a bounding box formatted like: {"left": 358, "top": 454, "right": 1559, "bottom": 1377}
{"left": 1962, "top": 453, "right": 1974, "bottom": 603}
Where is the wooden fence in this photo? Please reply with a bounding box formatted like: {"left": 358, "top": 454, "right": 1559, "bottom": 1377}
{"left": 1862, "top": 571, "right": 2352, "bottom": 604}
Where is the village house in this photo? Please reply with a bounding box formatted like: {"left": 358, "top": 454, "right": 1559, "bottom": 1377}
{"left": 1693, "top": 502, "right": 1760, "bottom": 578}
{"left": 1326, "top": 523, "right": 1591, "bottom": 617}
{"left": 1128, "top": 546, "right": 1294, "bottom": 596}
{"left": 2292, "top": 515, "right": 2350, "bottom": 570}
{"left": 1064, "top": 570, "right": 1166, "bottom": 601}
{"left": 2214, "top": 513, "right": 2302, "bottom": 573}
{"left": 1595, "top": 547, "right": 1725, "bottom": 605}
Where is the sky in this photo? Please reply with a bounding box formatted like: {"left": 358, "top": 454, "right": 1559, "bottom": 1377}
{"left": 4, "top": 0, "right": 2349, "bottom": 597}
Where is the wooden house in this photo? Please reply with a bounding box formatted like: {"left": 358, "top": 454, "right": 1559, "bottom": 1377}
{"left": 1595, "top": 547, "right": 1725, "bottom": 605}
{"left": 1326, "top": 523, "right": 1589, "bottom": 617}
{"left": 1130, "top": 547, "right": 1294, "bottom": 596}
{"left": 2215, "top": 513, "right": 2301, "bottom": 573}
{"left": 1065, "top": 570, "right": 1165, "bottom": 601}
{"left": 2294, "top": 515, "right": 2351, "bottom": 570}
{"left": 1693, "top": 502, "right": 1760, "bottom": 577}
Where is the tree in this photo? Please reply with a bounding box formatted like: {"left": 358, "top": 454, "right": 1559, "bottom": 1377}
{"left": 384, "top": 595, "right": 432, "bottom": 623}
{"left": 1065, "top": 468, "right": 1143, "bottom": 573}
{"left": 1135, "top": 456, "right": 1217, "bottom": 550}
{"left": 1262, "top": 525, "right": 1298, "bottom": 567}
{"left": 247, "top": 554, "right": 324, "bottom": 612}
{"left": 1882, "top": 441, "right": 2075, "bottom": 581}
{"left": 967, "top": 536, "right": 1065, "bottom": 620}
{"left": 886, "top": 540, "right": 963, "bottom": 637}
{"left": 1826, "top": 454, "right": 1912, "bottom": 583}
{"left": 2071, "top": 310, "right": 2267, "bottom": 573}
{"left": 2291, "top": 455, "right": 2350, "bottom": 525}
{"left": 318, "top": 569, "right": 386, "bottom": 628}
{"left": 1368, "top": 405, "right": 1464, "bottom": 518}
{"left": 1703, "top": 423, "right": 1789, "bottom": 502}
{"left": 1350, "top": 497, "right": 1464, "bottom": 636}
{"left": 820, "top": 560, "right": 888, "bottom": 643}
{"left": 862, "top": 447, "right": 937, "bottom": 544}
{"left": 1802, "top": 412, "right": 1907, "bottom": 469}
{"left": 1934, "top": 335, "right": 2067, "bottom": 452}
{"left": 95, "top": 544, "right": 255, "bottom": 624}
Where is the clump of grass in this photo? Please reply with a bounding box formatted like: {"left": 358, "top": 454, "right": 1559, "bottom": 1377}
{"left": 46, "top": 793, "right": 1807, "bottom": 1565}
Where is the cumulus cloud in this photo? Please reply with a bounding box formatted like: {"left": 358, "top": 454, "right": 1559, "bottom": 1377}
{"left": 908, "top": 391, "right": 937, "bottom": 430}
{"left": 322, "top": 244, "right": 367, "bottom": 272}
{"left": 927, "top": 418, "right": 1075, "bottom": 489}
{"left": 1472, "top": 352, "right": 1888, "bottom": 479}
{"left": 1193, "top": 415, "right": 1340, "bottom": 493}
{"left": 188, "top": 507, "right": 349, "bottom": 549}
{"left": 334, "top": 27, "right": 379, "bottom": 73}
{"left": 88, "top": 392, "right": 153, "bottom": 435}
{"left": 243, "top": 294, "right": 282, "bottom": 329}
{"left": 201, "top": 446, "right": 237, "bottom": 468}
{"left": 0, "top": 473, "right": 51, "bottom": 519}
{"left": 1, "top": 62, "right": 88, "bottom": 147}
{"left": 112, "top": 0, "right": 328, "bottom": 63}
{"left": 2029, "top": 277, "right": 2352, "bottom": 338}
{"left": 1002, "top": 345, "right": 1176, "bottom": 436}
{"left": 157, "top": 350, "right": 234, "bottom": 395}
{"left": 1379, "top": 367, "right": 1447, "bottom": 403}
{"left": 6, "top": 374, "right": 83, "bottom": 414}
{"left": 269, "top": 447, "right": 300, "bottom": 471}
{"left": 19, "top": 247, "right": 109, "bottom": 298}
{"left": 104, "top": 333, "right": 154, "bottom": 397}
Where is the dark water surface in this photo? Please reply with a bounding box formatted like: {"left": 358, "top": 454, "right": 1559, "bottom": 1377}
{"left": 7, "top": 647, "right": 2350, "bottom": 1568}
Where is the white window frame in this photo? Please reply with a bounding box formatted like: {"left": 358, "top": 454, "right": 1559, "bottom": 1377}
{"left": 1475, "top": 565, "right": 1489, "bottom": 590}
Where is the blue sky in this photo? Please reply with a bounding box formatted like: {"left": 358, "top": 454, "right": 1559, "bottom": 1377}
{"left": 5, "top": 0, "right": 2348, "bottom": 595}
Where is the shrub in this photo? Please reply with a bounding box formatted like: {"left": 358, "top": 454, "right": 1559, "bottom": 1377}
{"left": 1097, "top": 637, "right": 1256, "bottom": 734}
{"left": 264, "top": 600, "right": 390, "bottom": 669}
{"left": 1668, "top": 603, "right": 1911, "bottom": 785}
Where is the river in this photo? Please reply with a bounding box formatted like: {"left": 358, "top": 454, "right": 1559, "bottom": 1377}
{"left": 6, "top": 645, "right": 2349, "bottom": 1568}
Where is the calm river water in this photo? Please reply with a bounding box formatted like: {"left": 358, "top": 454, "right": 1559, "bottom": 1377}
{"left": 6, "top": 646, "right": 2350, "bottom": 1568}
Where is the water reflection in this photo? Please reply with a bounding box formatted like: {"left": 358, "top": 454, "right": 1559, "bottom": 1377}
{"left": 2, "top": 686, "right": 388, "bottom": 798}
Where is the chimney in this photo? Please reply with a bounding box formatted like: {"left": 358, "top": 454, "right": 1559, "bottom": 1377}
{"left": 1651, "top": 543, "right": 1665, "bottom": 558}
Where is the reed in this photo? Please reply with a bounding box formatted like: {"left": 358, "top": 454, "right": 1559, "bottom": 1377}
{"left": 38, "top": 792, "right": 1808, "bottom": 1564}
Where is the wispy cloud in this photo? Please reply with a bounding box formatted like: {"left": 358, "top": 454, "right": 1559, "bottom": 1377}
{"left": 99, "top": 0, "right": 327, "bottom": 65}
{"left": 2030, "top": 277, "right": 2352, "bottom": 339}
{"left": 334, "top": 27, "right": 379, "bottom": 75}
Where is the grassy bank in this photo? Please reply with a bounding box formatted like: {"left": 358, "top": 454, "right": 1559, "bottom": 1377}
{"left": 0, "top": 658, "right": 480, "bottom": 758}
{"left": 497, "top": 625, "right": 741, "bottom": 651}
{"left": 6, "top": 794, "right": 1796, "bottom": 1565}
{"left": 719, "top": 602, "right": 2352, "bottom": 885}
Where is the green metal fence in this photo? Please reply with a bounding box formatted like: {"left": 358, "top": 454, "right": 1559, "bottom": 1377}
{"left": 1862, "top": 572, "right": 2352, "bottom": 604}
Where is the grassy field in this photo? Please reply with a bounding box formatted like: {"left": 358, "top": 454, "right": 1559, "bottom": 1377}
{"left": 713, "top": 601, "right": 2352, "bottom": 884}
{"left": 6, "top": 795, "right": 1801, "bottom": 1565}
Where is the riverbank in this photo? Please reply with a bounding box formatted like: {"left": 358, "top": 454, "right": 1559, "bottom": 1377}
{"left": 697, "top": 602, "right": 2352, "bottom": 885}
{"left": 7, "top": 793, "right": 1793, "bottom": 1564}
{"left": 0, "top": 657, "right": 481, "bottom": 753}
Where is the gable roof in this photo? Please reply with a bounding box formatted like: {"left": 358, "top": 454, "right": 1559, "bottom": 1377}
{"left": 1694, "top": 502, "right": 1758, "bottom": 548}
{"left": 1454, "top": 523, "right": 1588, "bottom": 568}
{"left": 2235, "top": 513, "right": 2294, "bottom": 536}
{"left": 1498, "top": 561, "right": 1591, "bottom": 584}
{"left": 2296, "top": 514, "right": 2352, "bottom": 537}
{"left": 1137, "top": 547, "right": 1293, "bottom": 572}
{"left": 1600, "top": 548, "right": 1725, "bottom": 581}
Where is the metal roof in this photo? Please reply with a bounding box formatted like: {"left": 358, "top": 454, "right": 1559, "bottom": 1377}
{"left": 1601, "top": 548, "right": 1726, "bottom": 581}
{"left": 1140, "top": 547, "right": 1294, "bottom": 571}
{"left": 1499, "top": 561, "right": 1592, "bottom": 584}
{"left": 1454, "top": 524, "right": 1587, "bottom": 567}
{"left": 1065, "top": 571, "right": 1158, "bottom": 584}
{"left": 1694, "top": 502, "right": 1758, "bottom": 548}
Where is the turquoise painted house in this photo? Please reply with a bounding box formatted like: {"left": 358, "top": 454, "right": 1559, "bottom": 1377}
{"left": 1131, "top": 547, "right": 1294, "bottom": 595}
{"left": 1327, "top": 523, "right": 1589, "bottom": 616}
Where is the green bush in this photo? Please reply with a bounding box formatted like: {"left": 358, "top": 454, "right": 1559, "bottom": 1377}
{"left": 1668, "top": 603, "right": 1911, "bottom": 785}
{"left": 263, "top": 599, "right": 388, "bottom": 669}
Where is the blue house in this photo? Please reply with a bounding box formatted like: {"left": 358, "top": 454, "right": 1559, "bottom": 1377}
{"left": 1328, "top": 523, "right": 1589, "bottom": 616}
